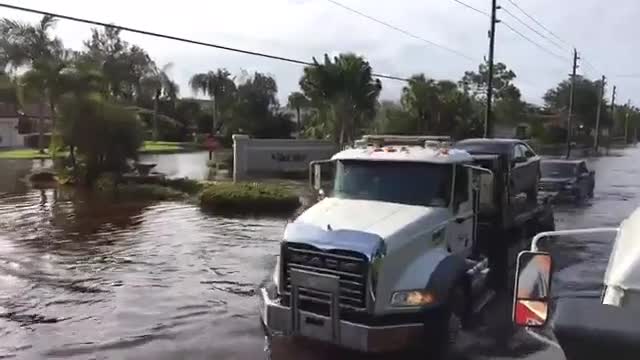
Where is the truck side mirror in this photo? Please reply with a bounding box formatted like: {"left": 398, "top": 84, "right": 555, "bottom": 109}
{"left": 513, "top": 251, "right": 553, "bottom": 328}
{"left": 512, "top": 157, "right": 526, "bottom": 166}
{"left": 309, "top": 160, "right": 335, "bottom": 194}
{"left": 313, "top": 163, "right": 322, "bottom": 190}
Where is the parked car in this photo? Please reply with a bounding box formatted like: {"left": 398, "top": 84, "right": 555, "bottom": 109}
{"left": 539, "top": 159, "right": 595, "bottom": 201}
{"left": 455, "top": 139, "right": 541, "bottom": 201}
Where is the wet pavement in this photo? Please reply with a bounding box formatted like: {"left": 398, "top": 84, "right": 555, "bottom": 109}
{"left": 0, "top": 146, "right": 638, "bottom": 359}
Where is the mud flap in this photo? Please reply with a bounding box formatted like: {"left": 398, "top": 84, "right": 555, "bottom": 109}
{"left": 289, "top": 269, "right": 341, "bottom": 344}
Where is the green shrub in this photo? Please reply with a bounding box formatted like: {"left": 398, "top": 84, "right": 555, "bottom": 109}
{"left": 200, "top": 182, "right": 300, "bottom": 214}
{"left": 162, "top": 178, "right": 204, "bottom": 195}
{"left": 115, "top": 183, "right": 184, "bottom": 201}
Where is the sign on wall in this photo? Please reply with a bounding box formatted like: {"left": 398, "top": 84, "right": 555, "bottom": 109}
{"left": 232, "top": 134, "right": 337, "bottom": 181}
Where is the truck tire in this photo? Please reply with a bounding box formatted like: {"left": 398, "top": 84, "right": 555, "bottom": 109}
{"left": 424, "top": 284, "right": 466, "bottom": 358}
{"left": 526, "top": 175, "right": 539, "bottom": 202}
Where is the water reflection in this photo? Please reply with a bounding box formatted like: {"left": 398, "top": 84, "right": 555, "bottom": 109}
{"left": 139, "top": 152, "right": 213, "bottom": 180}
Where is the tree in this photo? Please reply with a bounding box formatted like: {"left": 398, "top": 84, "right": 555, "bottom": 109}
{"left": 401, "top": 74, "right": 437, "bottom": 133}
{"left": 0, "top": 72, "right": 17, "bottom": 104}
{"left": 287, "top": 91, "right": 309, "bottom": 136}
{"left": 300, "top": 53, "right": 381, "bottom": 147}
{"left": 544, "top": 76, "right": 607, "bottom": 131}
{"left": 189, "top": 69, "right": 236, "bottom": 135}
{"left": 81, "top": 27, "right": 159, "bottom": 103}
{"left": 230, "top": 71, "right": 293, "bottom": 138}
{"left": 140, "top": 63, "right": 179, "bottom": 140}
{"left": 0, "top": 15, "right": 63, "bottom": 71}
{"left": 0, "top": 15, "right": 70, "bottom": 152}
{"left": 370, "top": 100, "right": 412, "bottom": 134}
{"left": 58, "top": 92, "right": 144, "bottom": 183}
{"left": 461, "top": 61, "right": 524, "bottom": 128}
{"left": 461, "top": 61, "right": 518, "bottom": 100}
{"left": 399, "top": 75, "right": 478, "bottom": 136}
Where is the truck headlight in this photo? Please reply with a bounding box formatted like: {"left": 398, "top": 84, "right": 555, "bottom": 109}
{"left": 390, "top": 290, "right": 435, "bottom": 307}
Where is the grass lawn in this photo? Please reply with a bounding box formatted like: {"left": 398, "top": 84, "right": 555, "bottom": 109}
{"left": 140, "top": 141, "right": 185, "bottom": 153}
{"left": 0, "top": 148, "right": 56, "bottom": 160}
{"left": 0, "top": 141, "right": 202, "bottom": 159}
{"left": 140, "top": 141, "right": 207, "bottom": 154}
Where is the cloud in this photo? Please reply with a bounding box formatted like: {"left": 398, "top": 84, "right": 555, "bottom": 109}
{"left": 3, "top": 0, "right": 639, "bottom": 106}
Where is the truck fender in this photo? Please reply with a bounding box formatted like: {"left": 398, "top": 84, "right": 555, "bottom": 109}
{"left": 425, "top": 255, "right": 470, "bottom": 309}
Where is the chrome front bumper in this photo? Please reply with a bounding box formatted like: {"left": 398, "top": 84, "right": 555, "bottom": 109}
{"left": 259, "top": 285, "right": 424, "bottom": 353}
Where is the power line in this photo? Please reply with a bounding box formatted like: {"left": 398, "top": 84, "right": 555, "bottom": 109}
{"left": 452, "top": 0, "right": 490, "bottom": 17}
{"left": 500, "top": 7, "right": 566, "bottom": 52}
{"left": 613, "top": 74, "right": 640, "bottom": 79}
{"left": 505, "top": 0, "right": 605, "bottom": 77}
{"left": 505, "top": 0, "right": 571, "bottom": 47}
{"left": 501, "top": 21, "right": 568, "bottom": 63}
{"left": 582, "top": 57, "right": 604, "bottom": 74}
{"left": 0, "top": 2, "right": 410, "bottom": 82}
{"left": 324, "top": 0, "right": 477, "bottom": 62}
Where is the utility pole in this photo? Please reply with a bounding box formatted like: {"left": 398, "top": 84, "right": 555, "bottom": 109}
{"left": 565, "top": 49, "right": 579, "bottom": 159}
{"left": 484, "top": 0, "right": 499, "bottom": 138}
{"left": 625, "top": 99, "right": 631, "bottom": 144}
{"left": 593, "top": 75, "right": 606, "bottom": 153}
{"left": 610, "top": 85, "right": 617, "bottom": 148}
{"left": 152, "top": 89, "right": 160, "bottom": 142}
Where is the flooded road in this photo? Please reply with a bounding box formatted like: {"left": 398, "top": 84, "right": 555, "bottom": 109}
{"left": 0, "top": 147, "right": 639, "bottom": 359}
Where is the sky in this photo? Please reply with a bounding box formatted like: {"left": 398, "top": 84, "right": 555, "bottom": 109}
{"left": 3, "top": 0, "right": 640, "bottom": 107}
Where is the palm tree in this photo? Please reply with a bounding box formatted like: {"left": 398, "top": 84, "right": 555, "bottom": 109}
{"left": 287, "top": 91, "right": 309, "bottom": 137}
{"left": 1, "top": 15, "right": 69, "bottom": 153}
{"left": 0, "top": 15, "right": 62, "bottom": 70}
{"left": 189, "top": 69, "right": 236, "bottom": 135}
{"left": 300, "top": 53, "right": 381, "bottom": 147}
{"left": 401, "top": 74, "right": 439, "bottom": 133}
{"left": 141, "top": 63, "right": 180, "bottom": 141}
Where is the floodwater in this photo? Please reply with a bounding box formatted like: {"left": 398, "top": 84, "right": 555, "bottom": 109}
{"left": 0, "top": 147, "right": 638, "bottom": 360}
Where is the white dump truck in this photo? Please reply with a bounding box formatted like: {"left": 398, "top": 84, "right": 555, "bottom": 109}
{"left": 259, "top": 135, "right": 555, "bottom": 354}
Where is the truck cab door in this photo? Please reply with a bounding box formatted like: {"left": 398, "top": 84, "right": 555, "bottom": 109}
{"left": 447, "top": 165, "right": 474, "bottom": 257}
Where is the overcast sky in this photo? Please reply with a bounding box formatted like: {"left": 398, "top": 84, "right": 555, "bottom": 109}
{"left": 3, "top": 0, "right": 640, "bottom": 106}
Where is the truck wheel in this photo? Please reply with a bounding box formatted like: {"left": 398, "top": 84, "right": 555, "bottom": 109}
{"left": 425, "top": 284, "right": 466, "bottom": 358}
{"left": 526, "top": 186, "right": 538, "bottom": 202}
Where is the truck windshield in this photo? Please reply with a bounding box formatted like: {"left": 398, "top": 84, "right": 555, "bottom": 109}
{"left": 333, "top": 160, "right": 452, "bottom": 207}
{"left": 541, "top": 162, "right": 576, "bottom": 177}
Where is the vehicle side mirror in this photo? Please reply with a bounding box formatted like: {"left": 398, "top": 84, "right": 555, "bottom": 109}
{"left": 309, "top": 159, "right": 335, "bottom": 193}
{"left": 513, "top": 251, "right": 553, "bottom": 328}
{"left": 524, "top": 150, "right": 535, "bottom": 158}
{"left": 312, "top": 163, "right": 322, "bottom": 190}
{"left": 471, "top": 169, "right": 495, "bottom": 214}
{"left": 511, "top": 157, "right": 525, "bottom": 167}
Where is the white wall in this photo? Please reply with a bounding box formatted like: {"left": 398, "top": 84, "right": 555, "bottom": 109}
{"left": 0, "top": 118, "right": 21, "bottom": 148}
{"left": 233, "top": 134, "right": 337, "bottom": 181}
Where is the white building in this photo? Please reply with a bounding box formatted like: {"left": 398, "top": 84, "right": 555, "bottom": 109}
{"left": 0, "top": 103, "right": 22, "bottom": 148}
{"left": 0, "top": 103, "right": 51, "bottom": 148}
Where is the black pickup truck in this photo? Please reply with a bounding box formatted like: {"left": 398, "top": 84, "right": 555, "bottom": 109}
{"left": 539, "top": 159, "right": 595, "bottom": 202}
{"left": 455, "top": 138, "right": 541, "bottom": 202}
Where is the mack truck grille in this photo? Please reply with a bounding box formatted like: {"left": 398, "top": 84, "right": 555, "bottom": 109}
{"left": 282, "top": 243, "right": 369, "bottom": 312}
